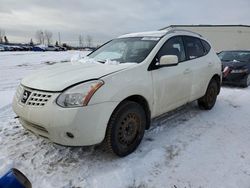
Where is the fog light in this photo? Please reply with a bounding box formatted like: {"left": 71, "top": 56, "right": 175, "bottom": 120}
{"left": 66, "top": 132, "right": 74, "bottom": 139}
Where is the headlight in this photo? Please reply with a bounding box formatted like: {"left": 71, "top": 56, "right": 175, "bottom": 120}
{"left": 231, "top": 69, "right": 248, "bottom": 73}
{"left": 56, "top": 80, "right": 104, "bottom": 107}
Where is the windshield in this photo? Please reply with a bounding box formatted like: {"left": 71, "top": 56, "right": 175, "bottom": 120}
{"left": 218, "top": 51, "right": 250, "bottom": 62}
{"left": 88, "top": 37, "right": 159, "bottom": 64}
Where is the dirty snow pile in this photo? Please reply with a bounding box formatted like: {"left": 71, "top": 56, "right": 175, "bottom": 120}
{"left": 0, "top": 51, "right": 250, "bottom": 188}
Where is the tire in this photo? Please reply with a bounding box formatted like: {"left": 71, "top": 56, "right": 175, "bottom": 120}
{"left": 103, "top": 101, "right": 146, "bottom": 157}
{"left": 242, "top": 74, "right": 250, "bottom": 88}
{"left": 198, "top": 79, "right": 218, "bottom": 110}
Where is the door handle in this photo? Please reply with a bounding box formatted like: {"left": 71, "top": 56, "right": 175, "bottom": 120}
{"left": 208, "top": 62, "right": 213, "bottom": 67}
{"left": 183, "top": 68, "right": 191, "bottom": 74}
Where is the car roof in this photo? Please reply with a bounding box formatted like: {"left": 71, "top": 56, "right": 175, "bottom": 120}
{"left": 118, "top": 28, "right": 203, "bottom": 39}
{"left": 220, "top": 50, "right": 250, "bottom": 53}
{"left": 119, "top": 30, "right": 169, "bottom": 38}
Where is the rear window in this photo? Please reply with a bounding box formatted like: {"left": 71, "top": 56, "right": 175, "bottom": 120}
{"left": 183, "top": 37, "right": 204, "bottom": 59}
{"left": 201, "top": 39, "right": 211, "bottom": 55}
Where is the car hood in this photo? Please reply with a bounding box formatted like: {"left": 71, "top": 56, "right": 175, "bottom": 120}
{"left": 21, "top": 62, "right": 135, "bottom": 91}
{"left": 222, "top": 60, "right": 249, "bottom": 70}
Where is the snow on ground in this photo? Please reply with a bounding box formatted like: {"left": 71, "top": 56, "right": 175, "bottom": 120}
{"left": 1, "top": 51, "right": 250, "bottom": 188}
{"left": 0, "top": 51, "right": 88, "bottom": 108}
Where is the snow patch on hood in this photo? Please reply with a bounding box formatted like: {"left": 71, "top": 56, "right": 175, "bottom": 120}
{"left": 71, "top": 54, "right": 137, "bottom": 66}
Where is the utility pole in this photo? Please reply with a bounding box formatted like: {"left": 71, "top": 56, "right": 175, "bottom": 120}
{"left": 41, "top": 31, "right": 44, "bottom": 44}
{"left": 58, "top": 32, "right": 61, "bottom": 45}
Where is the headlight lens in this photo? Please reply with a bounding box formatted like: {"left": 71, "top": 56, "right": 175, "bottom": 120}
{"left": 231, "top": 69, "right": 248, "bottom": 73}
{"left": 56, "top": 80, "right": 104, "bottom": 107}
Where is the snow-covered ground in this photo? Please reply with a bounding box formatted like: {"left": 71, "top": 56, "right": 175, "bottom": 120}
{"left": 1, "top": 51, "right": 250, "bottom": 188}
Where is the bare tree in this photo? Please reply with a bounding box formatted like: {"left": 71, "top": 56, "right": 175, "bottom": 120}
{"left": 44, "top": 30, "right": 53, "bottom": 45}
{"left": 78, "top": 34, "right": 84, "bottom": 47}
{"left": 86, "top": 35, "right": 93, "bottom": 47}
{"left": 35, "top": 30, "right": 44, "bottom": 44}
{"left": 0, "top": 28, "right": 5, "bottom": 43}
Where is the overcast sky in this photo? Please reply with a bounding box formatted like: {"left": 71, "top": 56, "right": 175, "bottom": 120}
{"left": 0, "top": 0, "right": 249, "bottom": 46}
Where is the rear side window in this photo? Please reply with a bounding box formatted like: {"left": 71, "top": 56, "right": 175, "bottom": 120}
{"left": 201, "top": 39, "right": 211, "bottom": 55}
{"left": 183, "top": 37, "right": 204, "bottom": 59}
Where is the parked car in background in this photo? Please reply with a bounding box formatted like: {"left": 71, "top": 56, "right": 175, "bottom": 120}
{"left": 1, "top": 45, "right": 14, "bottom": 51}
{"left": 32, "top": 45, "right": 46, "bottom": 52}
{"left": 13, "top": 29, "right": 221, "bottom": 157}
{"left": 21, "top": 45, "right": 33, "bottom": 51}
{"left": 46, "top": 45, "right": 60, "bottom": 51}
{"left": 58, "top": 46, "right": 67, "bottom": 51}
{"left": 0, "top": 44, "right": 29, "bottom": 51}
{"left": 218, "top": 50, "right": 250, "bottom": 87}
{"left": 0, "top": 43, "right": 67, "bottom": 52}
{"left": 12, "top": 45, "right": 23, "bottom": 51}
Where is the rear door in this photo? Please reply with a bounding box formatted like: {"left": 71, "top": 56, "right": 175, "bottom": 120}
{"left": 183, "top": 36, "right": 210, "bottom": 101}
{"left": 151, "top": 36, "right": 192, "bottom": 116}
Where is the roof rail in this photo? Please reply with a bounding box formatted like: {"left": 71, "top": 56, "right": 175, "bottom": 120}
{"left": 161, "top": 24, "right": 250, "bottom": 30}
{"left": 165, "top": 27, "right": 203, "bottom": 37}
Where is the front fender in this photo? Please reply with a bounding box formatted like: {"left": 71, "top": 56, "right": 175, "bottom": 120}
{"left": 89, "top": 65, "right": 154, "bottom": 112}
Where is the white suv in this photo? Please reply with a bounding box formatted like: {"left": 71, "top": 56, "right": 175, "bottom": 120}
{"left": 13, "top": 29, "right": 221, "bottom": 156}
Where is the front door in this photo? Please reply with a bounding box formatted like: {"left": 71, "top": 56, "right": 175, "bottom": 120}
{"left": 151, "top": 36, "right": 192, "bottom": 116}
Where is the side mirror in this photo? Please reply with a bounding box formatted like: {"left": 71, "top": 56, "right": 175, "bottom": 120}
{"left": 159, "top": 55, "right": 178, "bottom": 66}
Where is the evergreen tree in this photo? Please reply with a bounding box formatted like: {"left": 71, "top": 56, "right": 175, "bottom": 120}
{"left": 30, "top": 38, "right": 34, "bottom": 46}
{"left": 4, "top": 36, "right": 8, "bottom": 44}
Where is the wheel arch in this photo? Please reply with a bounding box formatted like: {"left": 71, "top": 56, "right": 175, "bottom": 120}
{"left": 110, "top": 95, "right": 151, "bottom": 130}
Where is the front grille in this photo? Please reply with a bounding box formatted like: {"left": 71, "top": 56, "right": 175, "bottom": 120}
{"left": 15, "top": 85, "right": 53, "bottom": 106}
{"left": 27, "top": 92, "right": 52, "bottom": 106}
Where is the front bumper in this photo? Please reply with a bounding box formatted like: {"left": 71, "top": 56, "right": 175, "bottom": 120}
{"left": 222, "top": 72, "right": 247, "bottom": 85}
{"left": 12, "top": 87, "right": 119, "bottom": 146}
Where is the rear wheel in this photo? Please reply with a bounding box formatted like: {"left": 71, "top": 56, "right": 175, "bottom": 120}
{"left": 198, "top": 79, "right": 218, "bottom": 110}
{"left": 104, "top": 101, "right": 146, "bottom": 157}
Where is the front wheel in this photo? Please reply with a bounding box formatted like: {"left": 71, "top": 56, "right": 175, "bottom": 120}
{"left": 242, "top": 74, "right": 250, "bottom": 88}
{"left": 103, "top": 101, "right": 146, "bottom": 157}
{"left": 198, "top": 79, "right": 218, "bottom": 110}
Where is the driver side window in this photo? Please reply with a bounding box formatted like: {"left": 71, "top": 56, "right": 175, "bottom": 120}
{"left": 157, "top": 37, "right": 186, "bottom": 63}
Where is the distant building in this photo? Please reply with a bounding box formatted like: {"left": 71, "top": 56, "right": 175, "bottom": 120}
{"left": 160, "top": 25, "right": 250, "bottom": 52}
